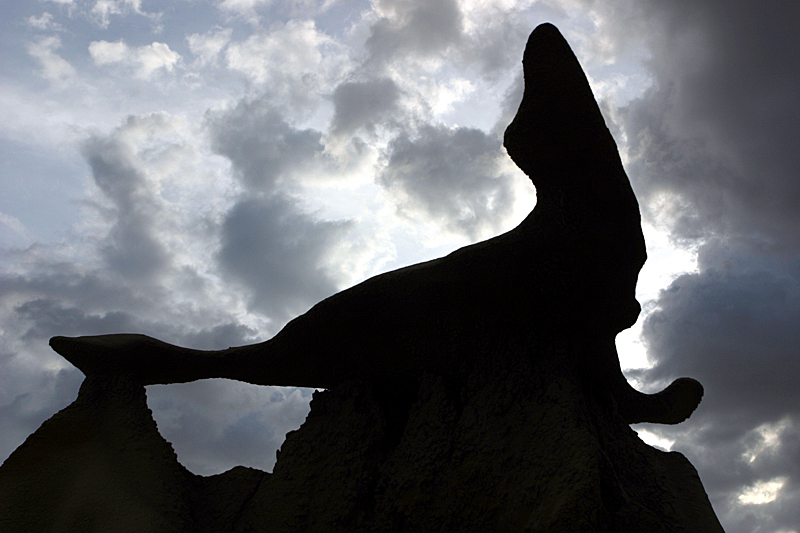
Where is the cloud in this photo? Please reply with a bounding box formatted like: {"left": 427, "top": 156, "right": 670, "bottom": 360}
{"left": 217, "top": 194, "right": 351, "bottom": 325}
{"left": 26, "top": 36, "right": 75, "bottom": 83}
{"left": 455, "top": 2, "right": 532, "bottom": 79}
{"left": 330, "top": 77, "right": 401, "bottom": 136}
{"left": 216, "top": 0, "right": 272, "bottom": 24}
{"left": 592, "top": 1, "right": 800, "bottom": 531}
{"left": 643, "top": 262, "right": 800, "bottom": 423}
{"left": 636, "top": 253, "right": 800, "bottom": 532}
{"left": 365, "top": 0, "right": 464, "bottom": 66}
{"left": 89, "top": 40, "right": 181, "bottom": 79}
{"left": 27, "top": 12, "right": 62, "bottom": 31}
{"left": 0, "top": 365, "right": 84, "bottom": 466}
{"left": 378, "top": 124, "right": 517, "bottom": 239}
{"left": 147, "top": 380, "right": 313, "bottom": 474}
{"left": 620, "top": 1, "right": 800, "bottom": 244}
{"left": 187, "top": 27, "right": 232, "bottom": 67}
{"left": 4, "top": 0, "right": 537, "bottom": 487}
{"left": 88, "top": 40, "right": 129, "bottom": 64}
{"left": 82, "top": 117, "right": 172, "bottom": 281}
{"left": 89, "top": 0, "right": 158, "bottom": 29}
{"left": 0, "top": 212, "right": 26, "bottom": 239}
{"left": 0, "top": 255, "right": 298, "bottom": 475}
{"left": 224, "top": 19, "right": 347, "bottom": 107}
{"left": 361, "top": 0, "right": 532, "bottom": 82}
{"left": 209, "top": 98, "right": 327, "bottom": 191}
{"left": 15, "top": 299, "right": 138, "bottom": 342}
{"left": 492, "top": 70, "right": 523, "bottom": 134}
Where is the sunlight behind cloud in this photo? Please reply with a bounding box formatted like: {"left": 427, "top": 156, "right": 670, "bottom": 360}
{"left": 635, "top": 429, "right": 674, "bottom": 451}
{"left": 743, "top": 417, "right": 791, "bottom": 464}
{"left": 738, "top": 477, "right": 787, "bottom": 505}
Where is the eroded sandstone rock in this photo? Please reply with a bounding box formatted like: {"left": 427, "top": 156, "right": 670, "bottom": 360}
{"left": 0, "top": 23, "right": 724, "bottom": 532}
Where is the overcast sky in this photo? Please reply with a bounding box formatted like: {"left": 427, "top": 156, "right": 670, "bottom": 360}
{"left": 1, "top": 1, "right": 798, "bottom": 531}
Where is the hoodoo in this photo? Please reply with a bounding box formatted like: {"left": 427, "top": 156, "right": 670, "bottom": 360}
{"left": 1, "top": 23, "right": 723, "bottom": 532}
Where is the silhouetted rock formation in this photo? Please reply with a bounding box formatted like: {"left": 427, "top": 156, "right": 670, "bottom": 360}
{"left": 0, "top": 23, "right": 724, "bottom": 532}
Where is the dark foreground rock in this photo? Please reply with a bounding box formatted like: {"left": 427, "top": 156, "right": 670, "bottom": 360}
{"left": 0, "top": 346, "right": 722, "bottom": 532}
{"left": 0, "top": 23, "right": 724, "bottom": 532}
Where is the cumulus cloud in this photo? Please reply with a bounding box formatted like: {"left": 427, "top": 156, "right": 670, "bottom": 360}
{"left": 208, "top": 88, "right": 360, "bottom": 326}
{"left": 0, "top": 99, "right": 324, "bottom": 473}
{"left": 26, "top": 36, "right": 75, "bottom": 83}
{"left": 379, "top": 124, "right": 516, "bottom": 239}
{"left": 7, "top": 4, "right": 798, "bottom": 531}
{"left": 218, "top": 194, "right": 351, "bottom": 325}
{"left": 187, "top": 27, "right": 232, "bottom": 67}
{"left": 0, "top": 256, "right": 296, "bottom": 475}
{"left": 89, "top": 0, "right": 160, "bottom": 29}
{"left": 365, "top": 0, "right": 464, "bottom": 67}
{"left": 89, "top": 40, "right": 181, "bottom": 79}
{"left": 82, "top": 117, "right": 171, "bottom": 281}
{"left": 362, "top": 0, "right": 533, "bottom": 82}
{"left": 216, "top": 0, "right": 272, "bottom": 23}
{"left": 225, "top": 19, "right": 347, "bottom": 107}
{"left": 456, "top": 3, "right": 531, "bottom": 79}
{"left": 209, "top": 98, "right": 327, "bottom": 191}
{"left": 330, "top": 77, "right": 401, "bottom": 136}
{"left": 5, "top": 0, "right": 536, "bottom": 486}
{"left": 27, "top": 12, "right": 62, "bottom": 31}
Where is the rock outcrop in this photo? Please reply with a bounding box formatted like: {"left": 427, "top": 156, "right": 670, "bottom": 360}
{"left": 0, "top": 23, "right": 725, "bottom": 532}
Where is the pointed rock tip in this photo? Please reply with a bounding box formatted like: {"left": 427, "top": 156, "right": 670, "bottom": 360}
{"left": 522, "top": 23, "right": 587, "bottom": 94}
{"left": 525, "top": 22, "right": 566, "bottom": 53}
{"left": 504, "top": 23, "right": 614, "bottom": 186}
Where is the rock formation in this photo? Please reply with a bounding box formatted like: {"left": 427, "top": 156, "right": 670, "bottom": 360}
{"left": 0, "top": 23, "right": 725, "bottom": 532}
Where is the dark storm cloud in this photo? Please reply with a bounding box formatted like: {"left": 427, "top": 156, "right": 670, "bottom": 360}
{"left": 0, "top": 265, "right": 137, "bottom": 313}
{"left": 605, "top": 0, "right": 800, "bottom": 530}
{"left": 378, "top": 124, "right": 516, "bottom": 239}
{"left": 13, "top": 296, "right": 255, "bottom": 350}
{"left": 209, "top": 97, "right": 326, "bottom": 191}
{"left": 330, "top": 77, "right": 401, "bottom": 136}
{"left": 643, "top": 262, "right": 800, "bottom": 425}
{"left": 636, "top": 254, "right": 800, "bottom": 531}
{"left": 622, "top": 0, "right": 800, "bottom": 242}
{"left": 181, "top": 322, "right": 257, "bottom": 350}
{"left": 218, "top": 194, "right": 351, "bottom": 325}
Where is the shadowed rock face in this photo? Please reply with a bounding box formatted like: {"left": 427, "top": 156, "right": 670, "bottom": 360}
{"left": 1, "top": 23, "right": 724, "bottom": 532}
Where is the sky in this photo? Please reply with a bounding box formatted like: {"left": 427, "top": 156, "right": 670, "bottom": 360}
{"left": 0, "top": 0, "right": 798, "bottom": 531}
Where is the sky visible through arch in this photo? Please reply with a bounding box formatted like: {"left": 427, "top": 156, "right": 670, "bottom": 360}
{"left": 1, "top": 1, "right": 799, "bottom": 531}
